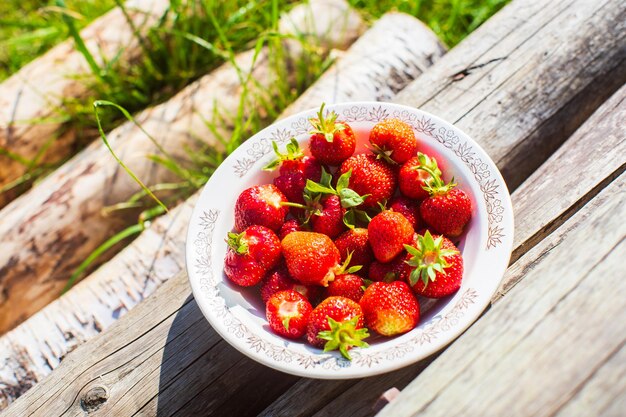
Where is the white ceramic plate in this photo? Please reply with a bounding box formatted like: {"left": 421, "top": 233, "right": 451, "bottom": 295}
{"left": 186, "top": 102, "right": 514, "bottom": 379}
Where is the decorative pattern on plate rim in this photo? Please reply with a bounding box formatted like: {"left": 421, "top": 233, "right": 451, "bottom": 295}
{"left": 193, "top": 210, "right": 478, "bottom": 370}
{"left": 232, "top": 104, "right": 505, "bottom": 248}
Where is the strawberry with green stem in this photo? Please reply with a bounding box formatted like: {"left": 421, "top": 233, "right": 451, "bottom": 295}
{"left": 404, "top": 230, "right": 464, "bottom": 298}
{"left": 420, "top": 173, "right": 472, "bottom": 237}
{"left": 339, "top": 154, "right": 397, "bottom": 209}
{"left": 398, "top": 152, "right": 442, "bottom": 201}
{"left": 309, "top": 103, "right": 356, "bottom": 165}
{"left": 307, "top": 296, "right": 369, "bottom": 360}
{"left": 369, "top": 118, "right": 417, "bottom": 164}
{"left": 263, "top": 138, "right": 322, "bottom": 205}
{"left": 224, "top": 225, "right": 282, "bottom": 287}
{"left": 284, "top": 168, "right": 371, "bottom": 237}
{"left": 334, "top": 228, "right": 374, "bottom": 275}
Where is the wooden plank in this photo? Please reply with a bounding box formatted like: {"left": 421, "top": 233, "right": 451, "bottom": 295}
{"left": 0, "top": 0, "right": 171, "bottom": 205}
{"left": 551, "top": 344, "right": 626, "bottom": 417}
{"left": 377, "top": 172, "right": 626, "bottom": 417}
{"left": 0, "top": 0, "right": 365, "bottom": 335}
{"left": 4, "top": 0, "right": 626, "bottom": 413}
{"left": 394, "top": 0, "right": 626, "bottom": 190}
{"left": 0, "top": 12, "right": 446, "bottom": 409}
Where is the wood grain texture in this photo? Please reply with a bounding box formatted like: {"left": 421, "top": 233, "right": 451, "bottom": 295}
{"left": 395, "top": 0, "right": 626, "bottom": 190}
{"left": 507, "top": 82, "right": 626, "bottom": 266}
{"left": 0, "top": 0, "right": 171, "bottom": 204}
{"left": 377, "top": 172, "right": 626, "bottom": 417}
{"left": 0, "top": 0, "right": 365, "bottom": 336}
{"left": 0, "top": 12, "right": 445, "bottom": 409}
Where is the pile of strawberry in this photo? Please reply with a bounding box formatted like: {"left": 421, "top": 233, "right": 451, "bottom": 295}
{"left": 224, "top": 104, "right": 472, "bottom": 360}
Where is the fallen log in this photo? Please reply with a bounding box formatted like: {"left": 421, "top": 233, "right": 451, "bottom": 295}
{"left": 0, "top": 0, "right": 171, "bottom": 206}
{"left": 0, "top": 12, "right": 445, "bottom": 408}
{"left": 0, "top": 0, "right": 364, "bottom": 335}
{"left": 2, "top": 0, "right": 621, "bottom": 414}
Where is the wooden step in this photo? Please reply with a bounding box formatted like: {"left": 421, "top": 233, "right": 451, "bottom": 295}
{"left": 2, "top": 0, "right": 623, "bottom": 414}
{"left": 0, "top": 0, "right": 365, "bottom": 335}
{"left": 0, "top": 11, "right": 446, "bottom": 409}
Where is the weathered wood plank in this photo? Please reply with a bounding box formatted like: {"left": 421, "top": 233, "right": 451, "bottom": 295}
{"left": 395, "top": 0, "right": 626, "bottom": 190}
{"left": 377, "top": 172, "right": 626, "bottom": 417}
{"left": 4, "top": 0, "right": 626, "bottom": 413}
{"left": 0, "top": 12, "right": 446, "bottom": 409}
{"left": 551, "top": 343, "right": 626, "bottom": 417}
{"left": 0, "top": 0, "right": 171, "bottom": 205}
{"left": 0, "top": 0, "right": 365, "bottom": 335}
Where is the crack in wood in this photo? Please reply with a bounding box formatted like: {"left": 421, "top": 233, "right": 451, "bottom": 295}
{"left": 451, "top": 57, "right": 508, "bottom": 81}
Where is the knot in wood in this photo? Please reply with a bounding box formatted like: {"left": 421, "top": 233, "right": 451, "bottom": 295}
{"left": 80, "top": 385, "right": 109, "bottom": 413}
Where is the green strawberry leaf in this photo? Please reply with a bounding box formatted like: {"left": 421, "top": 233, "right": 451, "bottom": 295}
{"left": 343, "top": 210, "right": 356, "bottom": 229}
{"left": 336, "top": 170, "right": 352, "bottom": 192}
{"left": 305, "top": 179, "right": 335, "bottom": 195}
{"left": 339, "top": 188, "right": 366, "bottom": 208}
{"left": 346, "top": 265, "right": 362, "bottom": 274}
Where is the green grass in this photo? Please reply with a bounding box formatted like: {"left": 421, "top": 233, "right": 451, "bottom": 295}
{"left": 0, "top": 0, "right": 116, "bottom": 81}
{"left": 350, "top": 0, "right": 509, "bottom": 47}
{"left": 0, "top": 0, "right": 508, "bottom": 287}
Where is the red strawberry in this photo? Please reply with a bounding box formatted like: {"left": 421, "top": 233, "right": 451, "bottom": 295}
{"left": 389, "top": 196, "right": 421, "bottom": 229}
{"left": 360, "top": 281, "right": 419, "bottom": 336}
{"left": 306, "top": 296, "right": 369, "bottom": 359}
{"left": 266, "top": 290, "right": 313, "bottom": 339}
{"left": 261, "top": 265, "right": 322, "bottom": 304}
{"left": 334, "top": 228, "right": 374, "bottom": 275}
{"left": 310, "top": 194, "right": 345, "bottom": 238}
{"left": 224, "top": 225, "right": 281, "bottom": 287}
{"left": 325, "top": 274, "right": 365, "bottom": 303}
{"left": 264, "top": 138, "right": 322, "bottom": 205}
{"left": 309, "top": 103, "right": 356, "bottom": 165}
{"left": 339, "top": 154, "right": 397, "bottom": 208}
{"left": 278, "top": 218, "right": 307, "bottom": 240}
{"left": 368, "top": 210, "right": 414, "bottom": 263}
{"left": 291, "top": 168, "right": 368, "bottom": 238}
{"left": 369, "top": 118, "right": 417, "bottom": 164}
{"left": 234, "top": 184, "right": 288, "bottom": 232}
{"left": 281, "top": 231, "right": 341, "bottom": 286}
{"left": 398, "top": 153, "right": 442, "bottom": 200}
{"left": 420, "top": 180, "right": 472, "bottom": 237}
{"left": 369, "top": 255, "right": 411, "bottom": 282}
{"left": 405, "top": 231, "right": 464, "bottom": 298}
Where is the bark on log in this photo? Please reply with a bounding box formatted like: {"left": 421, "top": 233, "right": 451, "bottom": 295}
{"left": 3, "top": 0, "right": 626, "bottom": 413}
{"left": 0, "top": 0, "right": 171, "bottom": 206}
{"left": 0, "top": 0, "right": 364, "bottom": 335}
{"left": 0, "top": 12, "right": 445, "bottom": 409}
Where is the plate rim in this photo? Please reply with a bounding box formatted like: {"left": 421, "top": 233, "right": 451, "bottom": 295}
{"left": 185, "top": 101, "right": 514, "bottom": 379}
